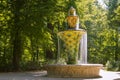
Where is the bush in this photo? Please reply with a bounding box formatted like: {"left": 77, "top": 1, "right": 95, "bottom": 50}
{"left": 20, "top": 61, "right": 43, "bottom": 71}
{"left": 105, "top": 60, "right": 120, "bottom": 71}
{"left": 45, "top": 58, "right": 67, "bottom": 65}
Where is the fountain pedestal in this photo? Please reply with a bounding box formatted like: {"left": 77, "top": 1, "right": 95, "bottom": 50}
{"left": 45, "top": 64, "right": 103, "bottom": 78}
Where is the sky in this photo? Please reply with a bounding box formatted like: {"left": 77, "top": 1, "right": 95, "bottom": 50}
{"left": 97, "top": 0, "right": 107, "bottom": 9}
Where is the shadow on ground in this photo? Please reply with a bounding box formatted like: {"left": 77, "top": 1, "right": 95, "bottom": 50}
{"left": 114, "top": 78, "right": 120, "bottom": 80}
{"left": 117, "top": 73, "right": 120, "bottom": 75}
{"left": 38, "top": 76, "right": 102, "bottom": 80}
{"left": 114, "top": 73, "right": 120, "bottom": 80}
{"left": 34, "top": 72, "right": 103, "bottom": 80}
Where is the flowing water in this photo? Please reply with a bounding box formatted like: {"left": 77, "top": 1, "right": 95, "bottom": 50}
{"left": 79, "top": 32, "right": 87, "bottom": 64}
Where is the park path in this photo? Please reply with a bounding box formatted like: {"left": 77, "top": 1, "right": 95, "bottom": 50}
{"left": 0, "top": 70, "right": 120, "bottom": 80}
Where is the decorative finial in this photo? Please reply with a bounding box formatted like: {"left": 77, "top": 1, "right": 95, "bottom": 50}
{"left": 68, "top": 6, "right": 76, "bottom": 16}
{"left": 67, "top": 6, "right": 79, "bottom": 30}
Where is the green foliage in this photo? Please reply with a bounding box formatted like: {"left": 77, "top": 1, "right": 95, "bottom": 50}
{"left": 105, "top": 61, "right": 120, "bottom": 71}
{"left": 20, "top": 61, "right": 42, "bottom": 71}
{"left": 57, "top": 58, "right": 67, "bottom": 65}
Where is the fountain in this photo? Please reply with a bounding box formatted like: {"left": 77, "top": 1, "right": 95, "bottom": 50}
{"left": 45, "top": 7, "right": 103, "bottom": 78}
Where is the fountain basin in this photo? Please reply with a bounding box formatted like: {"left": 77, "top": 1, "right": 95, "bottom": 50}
{"left": 45, "top": 64, "right": 103, "bottom": 78}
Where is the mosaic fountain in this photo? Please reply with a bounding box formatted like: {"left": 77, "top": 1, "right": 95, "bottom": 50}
{"left": 45, "top": 7, "right": 103, "bottom": 78}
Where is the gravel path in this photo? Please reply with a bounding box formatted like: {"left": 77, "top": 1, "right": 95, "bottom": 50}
{"left": 0, "top": 70, "right": 120, "bottom": 80}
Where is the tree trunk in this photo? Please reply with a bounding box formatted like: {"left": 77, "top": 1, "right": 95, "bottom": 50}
{"left": 12, "top": 30, "right": 22, "bottom": 71}
{"left": 115, "top": 29, "right": 119, "bottom": 61}
{"left": 11, "top": 0, "right": 24, "bottom": 71}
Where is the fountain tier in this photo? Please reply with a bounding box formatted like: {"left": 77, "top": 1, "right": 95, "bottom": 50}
{"left": 57, "top": 30, "right": 86, "bottom": 64}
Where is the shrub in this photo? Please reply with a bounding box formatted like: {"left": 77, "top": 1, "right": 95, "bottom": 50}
{"left": 20, "top": 61, "right": 43, "bottom": 71}
{"left": 105, "top": 60, "right": 120, "bottom": 71}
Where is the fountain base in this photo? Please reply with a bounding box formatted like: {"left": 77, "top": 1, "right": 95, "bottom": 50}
{"left": 45, "top": 64, "right": 103, "bottom": 78}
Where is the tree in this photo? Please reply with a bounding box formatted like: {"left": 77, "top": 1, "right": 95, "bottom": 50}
{"left": 107, "top": 0, "right": 119, "bottom": 61}
{"left": 9, "top": 0, "right": 25, "bottom": 71}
